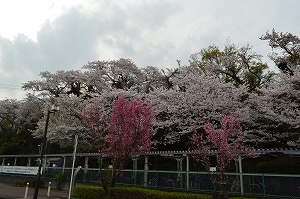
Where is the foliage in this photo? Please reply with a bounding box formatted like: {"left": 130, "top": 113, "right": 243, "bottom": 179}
{"left": 55, "top": 173, "right": 64, "bottom": 190}
{"left": 22, "top": 70, "right": 87, "bottom": 98}
{"left": 35, "top": 179, "right": 46, "bottom": 188}
{"left": 190, "top": 115, "right": 257, "bottom": 199}
{"left": 72, "top": 185, "right": 108, "bottom": 199}
{"left": 83, "top": 58, "right": 177, "bottom": 94}
{"left": 245, "top": 68, "right": 300, "bottom": 147}
{"left": 104, "top": 95, "right": 154, "bottom": 157}
{"left": 247, "top": 30, "right": 300, "bottom": 147}
{"left": 14, "top": 181, "right": 24, "bottom": 187}
{"left": 0, "top": 96, "right": 43, "bottom": 155}
{"left": 2, "top": 30, "right": 300, "bottom": 154}
{"left": 72, "top": 186, "right": 213, "bottom": 199}
{"left": 230, "top": 198, "right": 253, "bottom": 199}
{"left": 190, "top": 42, "right": 275, "bottom": 92}
{"left": 16, "top": 94, "right": 45, "bottom": 129}
{"left": 0, "top": 127, "right": 39, "bottom": 154}
{"left": 149, "top": 72, "right": 251, "bottom": 149}
{"left": 260, "top": 29, "right": 300, "bottom": 73}
{"left": 32, "top": 95, "right": 94, "bottom": 152}
{"left": 83, "top": 58, "right": 145, "bottom": 91}
{"left": 82, "top": 95, "right": 154, "bottom": 194}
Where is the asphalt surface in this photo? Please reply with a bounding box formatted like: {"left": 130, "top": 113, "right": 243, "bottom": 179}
{"left": 0, "top": 182, "right": 69, "bottom": 199}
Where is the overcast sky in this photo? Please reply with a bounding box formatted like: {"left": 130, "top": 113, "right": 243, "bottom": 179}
{"left": 0, "top": 0, "right": 300, "bottom": 100}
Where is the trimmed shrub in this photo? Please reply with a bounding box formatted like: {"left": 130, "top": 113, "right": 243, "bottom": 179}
{"left": 230, "top": 198, "right": 253, "bottom": 199}
{"left": 72, "top": 186, "right": 212, "bottom": 199}
{"left": 110, "top": 187, "right": 147, "bottom": 199}
{"left": 14, "top": 181, "right": 23, "bottom": 187}
{"left": 72, "top": 186, "right": 256, "bottom": 199}
{"left": 28, "top": 179, "right": 45, "bottom": 188}
{"left": 72, "top": 186, "right": 108, "bottom": 199}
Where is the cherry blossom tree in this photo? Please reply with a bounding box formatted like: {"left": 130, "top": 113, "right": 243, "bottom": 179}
{"left": 82, "top": 58, "right": 145, "bottom": 93}
{"left": 0, "top": 99, "right": 20, "bottom": 131}
{"left": 140, "top": 66, "right": 168, "bottom": 93}
{"left": 148, "top": 70, "right": 251, "bottom": 149}
{"left": 0, "top": 95, "right": 44, "bottom": 154}
{"left": 32, "top": 94, "right": 96, "bottom": 152}
{"left": 82, "top": 95, "right": 154, "bottom": 194}
{"left": 0, "top": 99, "right": 21, "bottom": 154}
{"left": 82, "top": 58, "right": 172, "bottom": 94}
{"left": 244, "top": 30, "right": 300, "bottom": 146}
{"left": 190, "top": 115, "right": 257, "bottom": 199}
{"left": 32, "top": 86, "right": 146, "bottom": 152}
{"left": 260, "top": 29, "right": 300, "bottom": 74}
{"left": 21, "top": 59, "right": 171, "bottom": 99}
{"left": 15, "top": 32, "right": 300, "bottom": 153}
{"left": 245, "top": 68, "right": 300, "bottom": 147}
{"left": 22, "top": 70, "right": 87, "bottom": 98}
{"left": 16, "top": 94, "right": 44, "bottom": 130}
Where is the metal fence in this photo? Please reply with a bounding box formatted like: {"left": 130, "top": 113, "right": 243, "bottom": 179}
{"left": 40, "top": 167, "right": 300, "bottom": 198}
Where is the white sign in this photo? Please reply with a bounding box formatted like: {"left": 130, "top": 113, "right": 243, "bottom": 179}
{"left": 209, "top": 167, "right": 217, "bottom": 172}
{"left": 0, "top": 166, "right": 40, "bottom": 175}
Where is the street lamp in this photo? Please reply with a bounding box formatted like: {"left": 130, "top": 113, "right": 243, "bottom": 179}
{"left": 33, "top": 104, "right": 59, "bottom": 199}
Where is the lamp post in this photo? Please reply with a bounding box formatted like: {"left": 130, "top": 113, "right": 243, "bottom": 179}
{"left": 33, "top": 104, "right": 59, "bottom": 199}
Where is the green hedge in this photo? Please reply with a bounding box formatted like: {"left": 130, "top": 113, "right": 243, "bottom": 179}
{"left": 72, "top": 186, "right": 212, "bottom": 199}
{"left": 72, "top": 186, "right": 253, "bottom": 199}
{"left": 72, "top": 186, "right": 108, "bottom": 199}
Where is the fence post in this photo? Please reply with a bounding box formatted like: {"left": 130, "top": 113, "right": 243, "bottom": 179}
{"left": 62, "top": 156, "right": 66, "bottom": 174}
{"left": 144, "top": 156, "right": 148, "bottom": 187}
{"left": 132, "top": 157, "right": 138, "bottom": 185}
{"left": 84, "top": 156, "right": 89, "bottom": 181}
{"left": 176, "top": 157, "right": 184, "bottom": 188}
{"left": 156, "top": 170, "right": 159, "bottom": 187}
{"left": 24, "top": 182, "right": 29, "bottom": 199}
{"left": 262, "top": 173, "right": 266, "bottom": 197}
{"left": 47, "top": 182, "right": 51, "bottom": 197}
{"left": 238, "top": 155, "right": 244, "bottom": 195}
{"left": 186, "top": 155, "right": 190, "bottom": 191}
{"left": 27, "top": 157, "right": 31, "bottom": 166}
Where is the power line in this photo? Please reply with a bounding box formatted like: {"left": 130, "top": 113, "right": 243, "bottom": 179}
{"left": 0, "top": 87, "right": 21, "bottom": 90}
{"left": 0, "top": 83, "right": 20, "bottom": 87}
{"left": 0, "top": 83, "right": 22, "bottom": 90}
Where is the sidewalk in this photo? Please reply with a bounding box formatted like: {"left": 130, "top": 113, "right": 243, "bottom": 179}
{"left": 0, "top": 183, "right": 69, "bottom": 199}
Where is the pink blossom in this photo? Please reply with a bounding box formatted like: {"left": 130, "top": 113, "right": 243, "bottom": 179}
{"left": 190, "top": 115, "right": 258, "bottom": 186}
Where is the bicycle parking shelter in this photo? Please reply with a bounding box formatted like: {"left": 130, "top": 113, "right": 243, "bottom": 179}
{"left": 1, "top": 148, "right": 300, "bottom": 198}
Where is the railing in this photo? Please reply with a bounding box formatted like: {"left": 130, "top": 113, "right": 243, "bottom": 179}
{"left": 3, "top": 167, "right": 300, "bottom": 198}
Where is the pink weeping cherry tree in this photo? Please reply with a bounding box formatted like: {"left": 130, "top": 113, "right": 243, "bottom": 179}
{"left": 190, "top": 115, "right": 257, "bottom": 199}
{"left": 82, "top": 95, "right": 154, "bottom": 194}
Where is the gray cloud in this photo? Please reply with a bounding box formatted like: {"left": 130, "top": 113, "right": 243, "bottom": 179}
{"left": 37, "top": 8, "right": 103, "bottom": 71}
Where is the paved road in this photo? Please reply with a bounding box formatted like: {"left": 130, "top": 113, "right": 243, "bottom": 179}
{"left": 0, "top": 183, "right": 68, "bottom": 199}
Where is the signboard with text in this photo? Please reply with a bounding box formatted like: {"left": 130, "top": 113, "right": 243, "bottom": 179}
{"left": 0, "top": 166, "right": 40, "bottom": 175}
